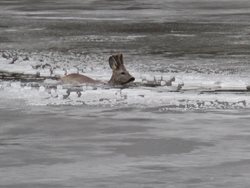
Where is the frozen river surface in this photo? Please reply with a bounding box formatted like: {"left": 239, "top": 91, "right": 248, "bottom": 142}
{"left": 1, "top": 0, "right": 250, "bottom": 187}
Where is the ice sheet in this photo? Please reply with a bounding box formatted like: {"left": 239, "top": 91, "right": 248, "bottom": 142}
{"left": 1, "top": 52, "right": 250, "bottom": 109}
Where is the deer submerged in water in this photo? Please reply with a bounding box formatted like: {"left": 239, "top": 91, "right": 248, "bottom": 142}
{"left": 61, "top": 53, "right": 135, "bottom": 85}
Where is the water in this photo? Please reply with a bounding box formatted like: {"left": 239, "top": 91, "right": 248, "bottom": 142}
{"left": 1, "top": 105, "right": 250, "bottom": 188}
{"left": 1, "top": 0, "right": 250, "bottom": 187}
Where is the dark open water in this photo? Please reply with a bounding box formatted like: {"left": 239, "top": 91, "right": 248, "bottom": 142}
{"left": 1, "top": 0, "right": 250, "bottom": 187}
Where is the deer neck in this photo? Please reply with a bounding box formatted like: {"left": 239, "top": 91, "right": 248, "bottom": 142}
{"left": 108, "top": 74, "right": 115, "bottom": 85}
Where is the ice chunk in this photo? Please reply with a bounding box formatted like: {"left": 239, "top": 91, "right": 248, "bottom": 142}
{"left": 39, "top": 86, "right": 46, "bottom": 92}
{"left": 10, "top": 82, "right": 21, "bottom": 89}
{"left": 57, "top": 85, "right": 63, "bottom": 90}
{"left": 53, "top": 69, "right": 65, "bottom": 76}
{"left": 69, "top": 91, "right": 80, "bottom": 99}
{"left": 39, "top": 69, "right": 51, "bottom": 77}
{"left": 162, "top": 75, "right": 175, "bottom": 82}
{"left": 66, "top": 67, "right": 79, "bottom": 74}
{"left": 50, "top": 88, "right": 58, "bottom": 98}
{"left": 155, "top": 75, "right": 162, "bottom": 81}
{"left": 135, "top": 78, "right": 143, "bottom": 83}
{"left": 145, "top": 75, "right": 155, "bottom": 82}
{"left": 23, "top": 86, "right": 32, "bottom": 90}
{"left": 160, "top": 80, "right": 166, "bottom": 86}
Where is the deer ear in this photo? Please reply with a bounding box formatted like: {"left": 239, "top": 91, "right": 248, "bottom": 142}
{"left": 119, "top": 53, "right": 123, "bottom": 64}
{"left": 109, "top": 56, "right": 118, "bottom": 70}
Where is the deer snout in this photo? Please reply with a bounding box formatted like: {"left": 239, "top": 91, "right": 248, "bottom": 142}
{"left": 128, "top": 77, "right": 135, "bottom": 83}
{"left": 122, "top": 75, "right": 135, "bottom": 85}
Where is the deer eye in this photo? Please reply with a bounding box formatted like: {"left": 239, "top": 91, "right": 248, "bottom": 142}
{"left": 121, "top": 72, "right": 126, "bottom": 75}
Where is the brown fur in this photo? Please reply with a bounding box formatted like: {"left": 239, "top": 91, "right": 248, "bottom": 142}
{"left": 61, "top": 73, "right": 99, "bottom": 84}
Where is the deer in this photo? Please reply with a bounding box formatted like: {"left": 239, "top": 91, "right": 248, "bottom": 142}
{"left": 60, "top": 53, "right": 135, "bottom": 85}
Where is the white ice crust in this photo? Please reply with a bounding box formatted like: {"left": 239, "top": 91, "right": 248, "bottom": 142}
{"left": 1, "top": 53, "right": 250, "bottom": 110}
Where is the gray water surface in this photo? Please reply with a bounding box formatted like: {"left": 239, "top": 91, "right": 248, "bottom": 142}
{"left": 1, "top": 0, "right": 250, "bottom": 187}
{"left": 1, "top": 104, "right": 250, "bottom": 188}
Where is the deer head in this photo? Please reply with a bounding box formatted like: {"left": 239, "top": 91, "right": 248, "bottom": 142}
{"left": 108, "top": 54, "right": 135, "bottom": 85}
